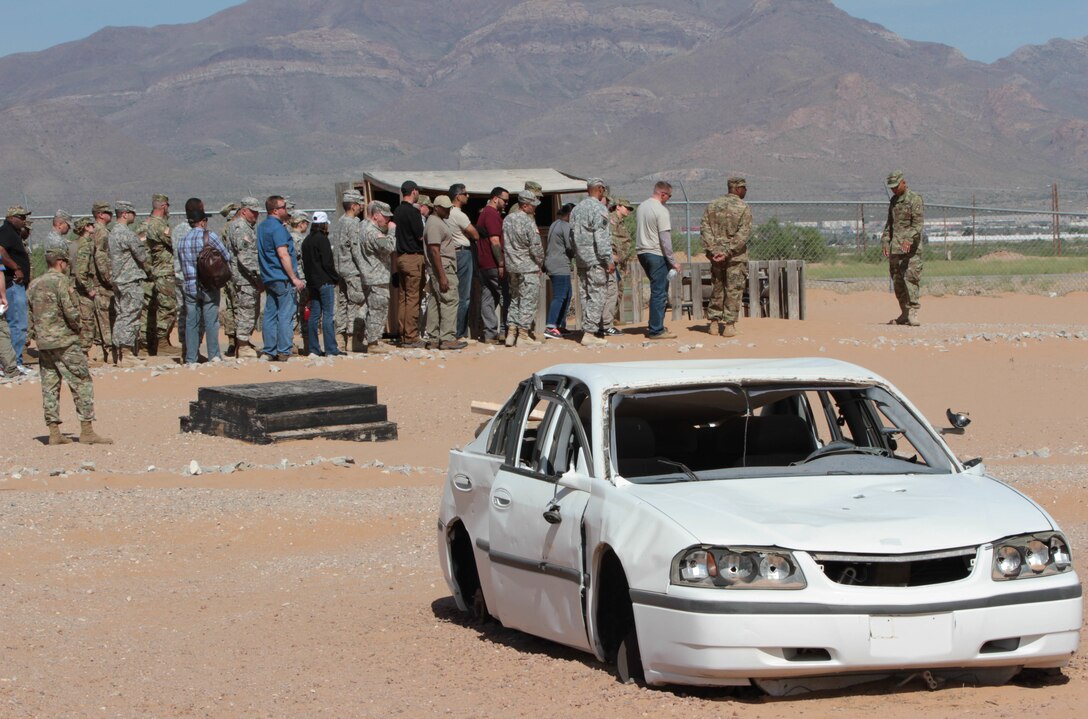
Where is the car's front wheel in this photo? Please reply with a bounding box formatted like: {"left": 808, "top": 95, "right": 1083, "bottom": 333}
{"left": 616, "top": 627, "right": 644, "bottom": 685}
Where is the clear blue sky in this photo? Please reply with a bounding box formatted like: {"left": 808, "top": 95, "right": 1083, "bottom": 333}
{"left": 3, "top": 1, "right": 1088, "bottom": 63}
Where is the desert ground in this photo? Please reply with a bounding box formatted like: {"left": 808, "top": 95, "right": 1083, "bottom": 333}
{"left": 1, "top": 288, "right": 1086, "bottom": 718}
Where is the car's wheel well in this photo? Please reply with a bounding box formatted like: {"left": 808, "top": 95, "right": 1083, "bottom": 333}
{"left": 447, "top": 520, "right": 483, "bottom": 614}
{"left": 595, "top": 547, "right": 635, "bottom": 663}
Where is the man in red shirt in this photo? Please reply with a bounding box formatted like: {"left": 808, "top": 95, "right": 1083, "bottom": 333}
{"left": 474, "top": 187, "right": 510, "bottom": 343}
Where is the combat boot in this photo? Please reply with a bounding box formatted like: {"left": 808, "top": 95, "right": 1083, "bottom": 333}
{"left": 79, "top": 421, "right": 113, "bottom": 445}
{"left": 709, "top": 320, "right": 720, "bottom": 336}
{"left": 505, "top": 327, "right": 518, "bottom": 347}
{"left": 907, "top": 309, "right": 920, "bottom": 326}
{"left": 722, "top": 323, "right": 737, "bottom": 338}
{"left": 236, "top": 341, "right": 258, "bottom": 359}
{"left": 48, "top": 423, "right": 72, "bottom": 445}
{"left": 112, "top": 346, "right": 122, "bottom": 366}
{"left": 156, "top": 336, "right": 181, "bottom": 357}
{"left": 519, "top": 332, "right": 541, "bottom": 346}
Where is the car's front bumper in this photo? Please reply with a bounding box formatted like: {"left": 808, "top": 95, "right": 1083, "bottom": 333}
{"left": 631, "top": 580, "right": 1082, "bottom": 687}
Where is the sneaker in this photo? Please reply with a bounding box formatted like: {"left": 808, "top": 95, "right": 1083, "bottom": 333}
{"left": 544, "top": 327, "right": 562, "bottom": 339}
{"left": 647, "top": 330, "right": 677, "bottom": 340}
{"left": 438, "top": 340, "right": 468, "bottom": 351}
{"left": 16, "top": 365, "right": 35, "bottom": 375}
{"left": 275, "top": 353, "right": 291, "bottom": 362}
{"left": 603, "top": 327, "right": 622, "bottom": 336}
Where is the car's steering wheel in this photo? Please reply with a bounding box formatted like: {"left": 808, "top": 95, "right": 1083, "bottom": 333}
{"left": 798, "top": 440, "right": 890, "bottom": 463}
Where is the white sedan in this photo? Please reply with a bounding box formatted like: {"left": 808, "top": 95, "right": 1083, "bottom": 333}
{"left": 437, "top": 359, "right": 1082, "bottom": 694}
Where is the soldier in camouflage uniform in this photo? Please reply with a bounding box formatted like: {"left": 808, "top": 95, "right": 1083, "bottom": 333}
{"left": 503, "top": 190, "right": 545, "bottom": 346}
{"left": 359, "top": 201, "right": 397, "bottom": 353}
{"left": 70, "top": 218, "right": 100, "bottom": 357}
{"left": 881, "top": 170, "right": 925, "bottom": 326}
{"left": 701, "top": 177, "right": 752, "bottom": 338}
{"left": 571, "top": 178, "right": 614, "bottom": 346}
{"left": 139, "top": 194, "right": 179, "bottom": 355}
{"left": 26, "top": 248, "right": 112, "bottom": 445}
{"left": 224, "top": 197, "right": 263, "bottom": 358}
{"left": 287, "top": 211, "right": 310, "bottom": 353}
{"left": 43, "top": 210, "right": 73, "bottom": 255}
{"left": 608, "top": 197, "right": 634, "bottom": 330}
{"left": 108, "top": 201, "right": 151, "bottom": 364}
{"left": 86, "top": 201, "right": 116, "bottom": 358}
{"left": 216, "top": 202, "right": 240, "bottom": 353}
{"left": 332, "top": 190, "right": 366, "bottom": 352}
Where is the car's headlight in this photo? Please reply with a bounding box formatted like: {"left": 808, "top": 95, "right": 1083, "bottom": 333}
{"left": 991, "top": 532, "right": 1074, "bottom": 581}
{"left": 672, "top": 546, "right": 807, "bottom": 589}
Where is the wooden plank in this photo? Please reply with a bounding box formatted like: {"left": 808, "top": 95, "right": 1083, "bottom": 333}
{"left": 690, "top": 263, "right": 704, "bottom": 320}
{"left": 786, "top": 260, "right": 801, "bottom": 320}
{"left": 536, "top": 275, "right": 548, "bottom": 334}
{"left": 798, "top": 262, "right": 807, "bottom": 320}
{"left": 570, "top": 271, "right": 583, "bottom": 330}
{"left": 768, "top": 260, "right": 782, "bottom": 319}
{"left": 747, "top": 260, "right": 761, "bottom": 318}
{"left": 629, "top": 260, "right": 644, "bottom": 324}
{"left": 670, "top": 264, "right": 684, "bottom": 321}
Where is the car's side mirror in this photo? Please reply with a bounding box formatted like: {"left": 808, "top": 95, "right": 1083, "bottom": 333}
{"left": 557, "top": 470, "right": 592, "bottom": 493}
{"left": 940, "top": 408, "right": 971, "bottom": 436}
{"left": 962, "top": 458, "right": 985, "bottom": 474}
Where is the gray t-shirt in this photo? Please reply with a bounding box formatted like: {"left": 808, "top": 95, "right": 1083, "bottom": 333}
{"left": 544, "top": 219, "right": 574, "bottom": 275}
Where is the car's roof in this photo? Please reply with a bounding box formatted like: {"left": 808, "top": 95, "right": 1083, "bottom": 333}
{"left": 539, "top": 357, "right": 889, "bottom": 394}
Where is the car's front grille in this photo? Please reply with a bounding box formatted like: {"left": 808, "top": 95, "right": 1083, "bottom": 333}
{"left": 811, "top": 547, "right": 977, "bottom": 587}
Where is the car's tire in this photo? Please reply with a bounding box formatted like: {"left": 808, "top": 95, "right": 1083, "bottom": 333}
{"left": 615, "top": 626, "right": 644, "bottom": 685}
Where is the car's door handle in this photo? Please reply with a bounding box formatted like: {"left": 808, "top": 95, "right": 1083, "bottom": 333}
{"left": 453, "top": 474, "right": 472, "bottom": 492}
{"left": 492, "top": 490, "right": 512, "bottom": 509}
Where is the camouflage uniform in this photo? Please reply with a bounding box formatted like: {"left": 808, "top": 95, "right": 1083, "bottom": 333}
{"left": 881, "top": 172, "right": 925, "bottom": 323}
{"left": 108, "top": 217, "right": 151, "bottom": 348}
{"left": 609, "top": 205, "right": 634, "bottom": 325}
{"left": 43, "top": 229, "right": 70, "bottom": 254}
{"left": 289, "top": 223, "right": 309, "bottom": 350}
{"left": 89, "top": 221, "right": 115, "bottom": 348}
{"left": 503, "top": 207, "right": 544, "bottom": 331}
{"left": 571, "top": 196, "right": 613, "bottom": 334}
{"left": 141, "top": 213, "right": 176, "bottom": 347}
{"left": 359, "top": 218, "right": 395, "bottom": 345}
{"left": 701, "top": 190, "right": 752, "bottom": 325}
{"left": 27, "top": 268, "right": 96, "bottom": 425}
{"left": 224, "top": 215, "right": 262, "bottom": 343}
{"left": 332, "top": 213, "right": 366, "bottom": 340}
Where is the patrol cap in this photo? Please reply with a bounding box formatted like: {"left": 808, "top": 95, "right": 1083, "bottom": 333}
{"left": 6, "top": 205, "right": 30, "bottom": 217}
{"left": 586, "top": 177, "right": 606, "bottom": 189}
{"left": 92, "top": 201, "right": 113, "bottom": 215}
{"left": 727, "top": 176, "right": 747, "bottom": 189}
{"left": 114, "top": 200, "right": 136, "bottom": 214}
{"left": 433, "top": 195, "right": 453, "bottom": 209}
{"left": 417, "top": 194, "right": 433, "bottom": 207}
{"left": 54, "top": 209, "right": 73, "bottom": 223}
{"left": 886, "top": 170, "right": 904, "bottom": 189}
{"left": 311, "top": 211, "right": 329, "bottom": 224}
{"left": 613, "top": 197, "right": 633, "bottom": 210}
{"left": 284, "top": 196, "right": 296, "bottom": 210}
{"left": 342, "top": 190, "right": 364, "bottom": 205}
{"left": 151, "top": 193, "right": 169, "bottom": 204}
{"left": 289, "top": 210, "right": 308, "bottom": 224}
{"left": 45, "top": 247, "right": 69, "bottom": 264}
{"left": 239, "top": 196, "right": 261, "bottom": 212}
{"left": 517, "top": 190, "right": 541, "bottom": 207}
{"left": 524, "top": 180, "right": 543, "bottom": 197}
{"left": 73, "top": 217, "right": 94, "bottom": 233}
{"left": 369, "top": 200, "right": 394, "bottom": 217}
{"left": 219, "top": 202, "right": 239, "bottom": 218}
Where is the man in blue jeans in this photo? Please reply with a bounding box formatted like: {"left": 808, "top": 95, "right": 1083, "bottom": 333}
{"left": 1, "top": 205, "right": 33, "bottom": 373}
{"left": 635, "top": 181, "right": 680, "bottom": 339}
{"left": 257, "top": 195, "right": 305, "bottom": 361}
{"left": 176, "top": 204, "right": 232, "bottom": 364}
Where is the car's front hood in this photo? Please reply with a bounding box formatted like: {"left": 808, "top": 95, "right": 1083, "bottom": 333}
{"left": 627, "top": 473, "right": 1051, "bottom": 554}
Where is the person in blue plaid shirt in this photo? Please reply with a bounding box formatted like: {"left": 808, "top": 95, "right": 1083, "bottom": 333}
{"left": 177, "top": 204, "right": 231, "bottom": 364}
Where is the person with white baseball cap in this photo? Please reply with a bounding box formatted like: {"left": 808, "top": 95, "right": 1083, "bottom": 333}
{"left": 301, "top": 209, "right": 340, "bottom": 356}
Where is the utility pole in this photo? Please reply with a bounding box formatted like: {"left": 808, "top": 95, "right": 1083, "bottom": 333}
{"left": 1051, "top": 182, "right": 1061, "bottom": 257}
{"left": 971, "top": 194, "right": 976, "bottom": 253}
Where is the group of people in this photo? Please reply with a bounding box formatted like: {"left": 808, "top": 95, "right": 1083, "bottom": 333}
{"left": 0, "top": 169, "right": 923, "bottom": 444}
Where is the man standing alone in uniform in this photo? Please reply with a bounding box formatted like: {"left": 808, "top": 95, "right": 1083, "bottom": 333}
{"left": 701, "top": 177, "right": 752, "bottom": 338}
{"left": 881, "top": 171, "right": 925, "bottom": 326}
{"left": 27, "top": 248, "right": 112, "bottom": 445}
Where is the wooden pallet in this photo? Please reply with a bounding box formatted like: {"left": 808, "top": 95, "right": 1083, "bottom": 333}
{"left": 180, "top": 379, "right": 398, "bottom": 444}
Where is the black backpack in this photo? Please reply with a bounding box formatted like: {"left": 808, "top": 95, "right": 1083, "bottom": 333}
{"left": 197, "top": 230, "right": 232, "bottom": 290}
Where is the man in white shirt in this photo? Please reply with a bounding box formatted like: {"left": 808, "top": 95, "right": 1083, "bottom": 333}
{"left": 445, "top": 183, "right": 479, "bottom": 340}
{"left": 635, "top": 181, "right": 680, "bottom": 339}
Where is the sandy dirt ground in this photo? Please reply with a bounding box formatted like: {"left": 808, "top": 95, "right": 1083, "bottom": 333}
{"left": 1, "top": 289, "right": 1087, "bottom": 717}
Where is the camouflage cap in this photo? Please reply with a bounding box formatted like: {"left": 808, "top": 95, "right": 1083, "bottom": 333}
{"left": 289, "top": 210, "right": 309, "bottom": 224}
{"left": 73, "top": 217, "right": 95, "bottom": 233}
{"left": 92, "top": 201, "right": 113, "bottom": 215}
{"left": 886, "top": 170, "right": 904, "bottom": 189}
{"left": 54, "top": 209, "right": 73, "bottom": 223}
{"left": 114, "top": 200, "right": 136, "bottom": 214}
{"left": 727, "top": 176, "right": 747, "bottom": 189}
{"left": 417, "top": 195, "right": 433, "bottom": 207}
{"left": 6, "top": 205, "right": 30, "bottom": 217}
{"left": 433, "top": 195, "right": 453, "bottom": 209}
{"left": 370, "top": 200, "right": 394, "bottom": 218}
{"left": 219, "top": 202, "right": 239, "bottom": 218}
{"left": 342, "top": 190, "right": 364, "bottom": 205}
{"left": 586, "top": 177, "right": 606, "bottom": 189}
{"left": 524, "top": 180, "right": 543, "bottom": 197}
{"left": 239, "top": 196, "right": 261, "bottom": 212}
{"left": 517, "top": 190, "right": 541, "bottom": 207}
{"left": 283, "top": 196, "right": 296, "bottom": 210}
{"left": 613, "top": 197, "right": 633, "bottom": 210}
{"left": 45, "top": 247, "right": 69, "bottom": 264}
{"left": 151, "top": 193, "right": 169, "bottom": 204}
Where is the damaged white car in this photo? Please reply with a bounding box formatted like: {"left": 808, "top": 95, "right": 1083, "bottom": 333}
{"left": 437, "top": 359, "right": 1082, "bottom": 694}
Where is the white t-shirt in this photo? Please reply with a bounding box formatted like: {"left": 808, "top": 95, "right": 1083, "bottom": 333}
{"left": 636, "top": 197, "right": 671, "bottom": 256}
{"left": 444, "top": 206, "right": 472, "bottom": 249}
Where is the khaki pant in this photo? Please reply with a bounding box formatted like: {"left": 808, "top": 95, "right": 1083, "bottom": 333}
{"left": 395, "top": 253, "right": 425, "bottom": 343}
{"left": 426, "top": 259, "right": 459, "bottom": 343}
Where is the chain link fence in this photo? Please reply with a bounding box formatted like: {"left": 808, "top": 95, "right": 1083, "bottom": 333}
{"left": 665, "top": 200, "right": 1088, "bottom": 295}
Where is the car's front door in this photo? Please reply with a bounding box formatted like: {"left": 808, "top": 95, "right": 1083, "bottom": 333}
{"left": 487, "top": 387, "right": 594, "bottom": 651}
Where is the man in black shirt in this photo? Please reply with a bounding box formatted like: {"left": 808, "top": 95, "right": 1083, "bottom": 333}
{"left": 1, "top": 205, "right": 33, "bottom": 372}
{"left": 392, "top": 180, "right": 426, "bottom": 346}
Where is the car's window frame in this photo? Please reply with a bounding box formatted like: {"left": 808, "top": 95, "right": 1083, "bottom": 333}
{"left": 502, "top": 379, "right": 594, "bottom": 482}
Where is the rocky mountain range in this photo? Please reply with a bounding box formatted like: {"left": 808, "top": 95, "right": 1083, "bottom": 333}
{"left": 2, "top": 0, "right": 1088, "bottom": 212}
